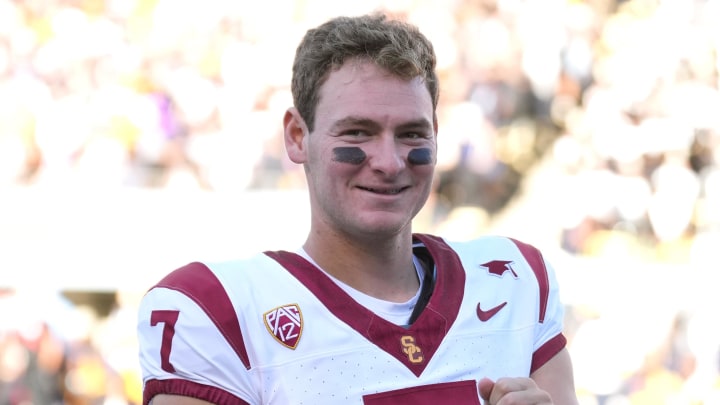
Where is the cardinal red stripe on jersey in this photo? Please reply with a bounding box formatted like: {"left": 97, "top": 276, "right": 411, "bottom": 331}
{"left": 152, "top": 262, "right": 251, "bottom": 370}
{"left": 509, "top": 238, "right": 550, "bottom": 324}
{"left": 264, "top": 233, "right": 466, "bottom": 377}
{"left": 363, "top": 379, "right": 481, "bottom": 404}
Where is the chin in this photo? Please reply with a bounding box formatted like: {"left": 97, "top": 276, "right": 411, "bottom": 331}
{"left": 353, "top": 218, "right": 412, "bottom": 237}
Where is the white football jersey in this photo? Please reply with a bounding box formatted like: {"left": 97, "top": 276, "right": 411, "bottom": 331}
{"left": 137, "top": 234, "right": 567, "bottom": 405}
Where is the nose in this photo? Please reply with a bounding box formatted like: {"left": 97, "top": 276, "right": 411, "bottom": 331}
{"left": 367, "top": 136, "right": 405, "bottom": 177}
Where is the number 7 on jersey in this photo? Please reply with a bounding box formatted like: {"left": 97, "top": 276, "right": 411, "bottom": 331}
{"left": 151, "top": 310, "right": 180, "bottom": 373}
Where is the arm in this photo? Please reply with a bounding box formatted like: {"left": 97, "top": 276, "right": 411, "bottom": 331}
{"left": 478, "top": 348, "right": 579, "bottom": 405}
{"left": 530, "top": 348, "right": 578, "bottom": 405}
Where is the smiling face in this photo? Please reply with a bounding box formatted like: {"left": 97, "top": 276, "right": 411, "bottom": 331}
{"left": 284, "top": 59, "right": 437, "bottom": 240}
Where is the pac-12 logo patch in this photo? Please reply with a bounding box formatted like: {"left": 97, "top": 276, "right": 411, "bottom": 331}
{"left": 264, "top": 304, "right": 303, "bottom": 349}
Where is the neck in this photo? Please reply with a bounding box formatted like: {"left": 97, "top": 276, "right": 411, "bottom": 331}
{"left": 303, "top": 228, "right": 418, "bottom": 302}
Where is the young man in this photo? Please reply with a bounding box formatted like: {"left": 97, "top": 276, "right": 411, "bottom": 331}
{"left": 137, "top": 13, "right": 578, "bottom": 405}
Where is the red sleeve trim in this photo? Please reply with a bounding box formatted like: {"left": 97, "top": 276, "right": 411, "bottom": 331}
{"left": 530, "top": 333, "right": 567, "bottom": 374}
{"left": 143, "top": 378, "right": 250, "bottom": 405}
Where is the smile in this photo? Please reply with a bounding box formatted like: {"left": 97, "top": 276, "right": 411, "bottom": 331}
{"left": 358, "top": 186, "right": 408, "bottom": 195}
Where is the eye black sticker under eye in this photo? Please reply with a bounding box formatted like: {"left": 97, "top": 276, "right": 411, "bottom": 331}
{"left": 407, "top": 148, "right": 433, "bottom": 165}
{"left": 332, "top": 147, "right": 367, "bottom": 165}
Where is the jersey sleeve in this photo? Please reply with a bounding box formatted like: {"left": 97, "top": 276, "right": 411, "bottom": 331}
{"left": 509, "top": 238, "right": 568, "bottom": 373}
{"left": 530, "top": 256, "right": 567, "bottom": 372}
{"left": 136, "top": 263, "right": 256, "bottom": 405}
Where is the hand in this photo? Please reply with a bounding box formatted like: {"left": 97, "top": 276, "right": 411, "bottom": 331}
{"left": 478, "top": 377, "right": 552, "bottom": 405}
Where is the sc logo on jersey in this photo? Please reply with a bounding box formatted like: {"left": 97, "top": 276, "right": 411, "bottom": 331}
{"left": 264, "top": 304, "right": 303, "bottom": 349}
{"left": 400, "top": 335, "right": 423, "bottom": 364}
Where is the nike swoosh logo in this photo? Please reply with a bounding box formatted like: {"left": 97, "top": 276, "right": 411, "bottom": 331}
{"left": 476, "top": 302, "right": 507, "bottom": 322}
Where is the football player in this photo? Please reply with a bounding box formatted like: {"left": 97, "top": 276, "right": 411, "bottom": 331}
{"left": 137, "top": 13, "right": 578, "bottom": 405}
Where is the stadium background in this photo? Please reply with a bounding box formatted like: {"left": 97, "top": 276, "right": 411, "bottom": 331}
{"left": 0, "top": 0, "right": 719, "bottom": 403}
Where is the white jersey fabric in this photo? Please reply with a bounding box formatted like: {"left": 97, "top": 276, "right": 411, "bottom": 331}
{"left": 137, "top": 234, "right": 567, "bottom": 405}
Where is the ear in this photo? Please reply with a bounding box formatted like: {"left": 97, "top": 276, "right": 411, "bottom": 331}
{"left": 284, "top": 107, "right": 309, "bottom": 164}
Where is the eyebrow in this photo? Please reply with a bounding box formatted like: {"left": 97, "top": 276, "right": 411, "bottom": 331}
{"left": 330, "top": 116, "right": 433, "bottom": 133}
{"left": 395, "top": 119, "right": 434, "bottom": 133}
{"left": 330, "top": 116, "right": 381, "bottom": 133}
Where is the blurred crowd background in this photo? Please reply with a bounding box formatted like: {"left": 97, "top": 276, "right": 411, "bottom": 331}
{"left": 1, "top": 0, "right": 719, "bottom": 404}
